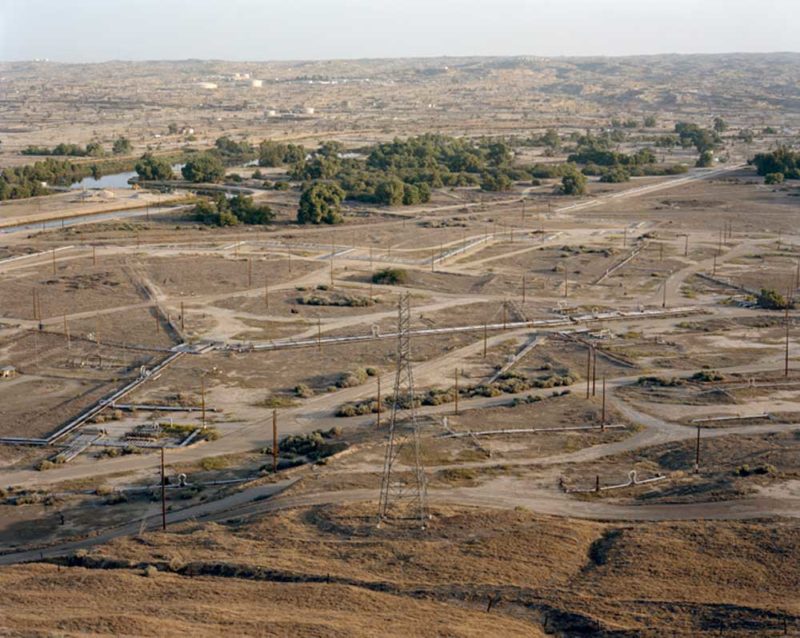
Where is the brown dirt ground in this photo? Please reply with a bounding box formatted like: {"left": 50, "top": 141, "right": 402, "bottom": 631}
{"left": 1, "top": 504, "right": 794, "bottom": 636}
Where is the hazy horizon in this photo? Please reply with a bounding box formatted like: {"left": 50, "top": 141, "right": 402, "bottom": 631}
{"left": 2, "top": 0, "right": 798, "bottom": 64}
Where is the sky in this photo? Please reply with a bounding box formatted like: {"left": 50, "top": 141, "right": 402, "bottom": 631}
{"left": 1, "top": 0, "right": 798, "bottom": 63}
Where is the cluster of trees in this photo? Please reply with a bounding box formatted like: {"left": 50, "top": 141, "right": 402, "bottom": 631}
{"left": 213, "top": 136, "right": 257, "bottom": 162}
{"left": 568, "top": 133, "right": 657, "bottom": 168}
{"left": 22, "top": 141, "right": 105, "bottom": 157}
{"left": 21, "top": 137, "right": 133, "bottom": 158}
{"left": 181, "top": 153, "right": 225, "bottom": 183}
{"left": 297, "top": 182, "right": 346, "bottom": 224}
{"left": 134, "top": 153, "right": 174, "bottom": 181}
{"left": 194, "top": 193, "right": 274, "bottom": 226}
{"left": 0, "top": 158, "right": 96, "bottom": 200}
{"left": 751, "top": 147, "right": 799, "bottom": 181}
{"left": 258, "top": 140, "right": 306, "bottom": 167}
{"left": 288, "top": 134, "right": 531, "bottom": 200}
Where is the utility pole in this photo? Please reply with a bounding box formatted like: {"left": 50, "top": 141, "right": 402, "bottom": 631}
{"left": 785, "top": 302, "right": 791, "bottom": 378}
{"left": 92, "top": 245, "right": 97, "bottom": 266}
{"left": 201, "top": 376, "right": 206, "bottom": 428}
{"left": 180, "top": 302, "right": 185, "bottom": 332}
{"left": 317, "top": 317, "right": 322, "bottom": 351}
{"left": 684, "top": 234, "right": 689, "bottom": 257}
{"left": 601, "top": 376, "right": 606, "bottom": 430}
{"left": 795, "top": 259, "right": 800, "bottom": 291}
{"left": 264, "top": 275, "right": 269, "bottom": 311}
{"left": 272, "top": 409, "right": 278, "bottom": 472}
{"left": 712, "top": 254, "right": 717, "bottom": 276}
{"left": 564, "top": 264, "right": 569, "bottom": 298}
{"left": 662, "top": 280, "right": 668, "bottom": 309}
{"left": 586, "top": 347, "right": 591, "bottom": 399}
{"left": 454, "top": 368, "right": 459, "bottom": 415}
{"left": 51, "top": 249, "right": 56, "bottom": 276}
{"left": 623, "top": 226, "right": 627, "bottom": 248}
{"left": 160, "top": 446, "right": 167, "bottom": 531}
{"left": 247, "top": 258, "right": 253, "bottom": 287}
{"left": 592, "top": 347, "right": 597, "bottom": 397}
{"left": 376, "top": 375, "right": 382, "bottom": 428}
{"left": 521, "top": 199, "right": 525, "bottom": 222}
{"left": 483, "top": 322, "right": 488, "bottom": 358}
{"left": 694, "top": 425, "right": 701, "bottom": 474}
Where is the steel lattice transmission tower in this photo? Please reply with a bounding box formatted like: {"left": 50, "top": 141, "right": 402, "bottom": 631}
{"left": 378, "top": 293, "right": 428, "bottom": 527}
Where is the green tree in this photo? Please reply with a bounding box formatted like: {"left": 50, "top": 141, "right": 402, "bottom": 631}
{"left": 134, "top": 153, "right": 174, "bottom": 181}
{"left": 375, "top": 178, "right": 405, "bottom": 206}
{"left": 764, "top": 172, "right": 784, "bottom": 185}
{"left": 643, "top": 115, "right": 657, "bottom": 128}
{"left": 756, "top": 288, "right": 793, "bottom": 310}
{"left": 541, "top": 129, "right": 561, "bottom": 149}
{"left": 696, "top": 150, "right": 714, "bottom": 168}
{"left": 600, "top": 166, "right": 630, "bottom": 183}
{"left": 85, "top": 142, "right": 105, "bottom": 157}
{"left": 713, "top": 117, "right": 728, "bottom": 134}
{"left": 297, "top": 182, "right": 346, "bottom": 224}
{"left": 182, "top": 153, "right": 225, "bottom": 183}
{"left": 560, "top": 167, "right": 587, "bottom": 196}
{"left": 112, "top": 136, "right": 133, "bottom": 155}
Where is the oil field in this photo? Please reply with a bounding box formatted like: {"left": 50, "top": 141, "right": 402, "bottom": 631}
{"left": 1, "top": 8, "right": 800, "bottom": 636}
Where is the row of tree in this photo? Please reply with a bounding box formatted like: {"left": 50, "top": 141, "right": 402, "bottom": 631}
{"left": 22, "top": 137, "right": 133, "bottom": 158}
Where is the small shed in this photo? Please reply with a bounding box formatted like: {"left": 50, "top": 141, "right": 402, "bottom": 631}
{"left": 0, "top": 365, "right": 17, "bottom": 379}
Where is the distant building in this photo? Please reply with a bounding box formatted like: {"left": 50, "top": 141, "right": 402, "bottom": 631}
{"left": 251, "top": 79, "right": 263, "bottom": 88}
{"left": 196, "top": 82, "right": 218, "bottom": 90}
{"left": 0, "top": 365, "right": 17, "bottom": 379}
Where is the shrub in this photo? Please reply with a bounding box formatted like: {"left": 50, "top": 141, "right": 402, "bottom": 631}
{"left": 294, "top": 384, "right": 314, "bottom": 398}
{"left": 372, "top": 268, "right": 408, "bottom": 285}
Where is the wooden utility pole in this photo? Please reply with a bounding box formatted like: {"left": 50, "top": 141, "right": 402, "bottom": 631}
{"left": 694, "top": 425, "right": 701, "bottom": 473}
{"left": 684, "top": 234, "right": 689, "bottom": 257}
{"left": 92, "top": 245, "right": 97, "bottom": 266}
{"left": 247, "top": 258, "right": 253, "bottom": 287}
{"left": 264, "top": 275, "right": 269, "bottom": 310}
{"left": 376, "top": 375, "right": 381, "bottom": 428}
{"left": 32, "top": 289, "right": 38, "bottom": 321}
{"left": 483, "top": 322, "right": 488, "bottom": 358}
{"left": 521, "top": 199, "right": 525, "bottom": 222}
{"left": 795, "top": 259, "right": 800, "bottom": 290}
{"left": 601, "top": 376, "right": 606, "bottom": 429}
{"left": 180, "top": 302, "right": 185, "bottom": 332}
{"left": 712, "top": 253, "right": 717, "bottom": 276}
{"left": 272, "top": 409, "right": 278, "bottom": 472}
{"left": 317, "top": 317, "right": 322, "bottom": 351}
{"left": 586, "top": 347, "right": 591, "bottom": 399}
{"left": 592, "top": 347, "right": 597, "bottom": 397}
{"left": 662, "top": 280, "right": 668, "bottom": 308}
{"left": 201, "top": 376, "right": 206, "bottom": 428}
{"left": 288, "top": 251, "right": 292, "bottom": 273}
{"left": 454, "top": 368, "right": 459, "bottom": 415}
{"left": 160, "top": 446, "right": 167, "bottom": 531}
{"left": 502, "top": 302, "right": 507, "bottom": 329}
{"left": 51, "top": 249, "right": 56, "bottom": 276}
{"left": 564, "top": 265, "right": 569, "bottom": 298}
{"left": 785, "top": 302, "right": 791, "bottom": 378}
{"left": 623, "top": 226, "right": 627, "bottom": 248}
